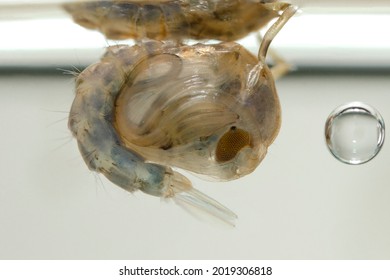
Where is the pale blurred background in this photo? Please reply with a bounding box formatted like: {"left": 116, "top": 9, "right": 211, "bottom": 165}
{"left": 0, "top": 0, "right": 389, "bottom": 259}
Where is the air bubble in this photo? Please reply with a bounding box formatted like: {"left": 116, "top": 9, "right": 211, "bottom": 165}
{"left": 325, "top": 102, "right": 385, "bottom": 165}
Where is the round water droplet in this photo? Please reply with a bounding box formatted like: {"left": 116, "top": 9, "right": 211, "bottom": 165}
{"left": 325, "top": 102, "right": 385, "bottom": 165}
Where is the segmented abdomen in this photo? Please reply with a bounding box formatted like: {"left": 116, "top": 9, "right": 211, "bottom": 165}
{"left": 63, "top": 0, "right": 280, "bottom": 41}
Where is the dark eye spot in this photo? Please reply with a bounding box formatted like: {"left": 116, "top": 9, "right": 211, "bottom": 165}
{"left": 216, "top": 127, "right": 251, "bottom": 162}
{"left": 160, "top": 141, "right": 173, "bottom": 150}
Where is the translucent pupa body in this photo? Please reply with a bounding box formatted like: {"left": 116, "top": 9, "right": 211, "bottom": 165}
{"left": 68, "top": 3, "right": 297, "bottom": 225}
{"left": 63, "top": 0, "right": 292, "bottom": 41}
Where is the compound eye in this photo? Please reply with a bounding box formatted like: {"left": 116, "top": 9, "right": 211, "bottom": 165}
{"left": 216, "top": 126, "right": 251, "bottom": 163}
